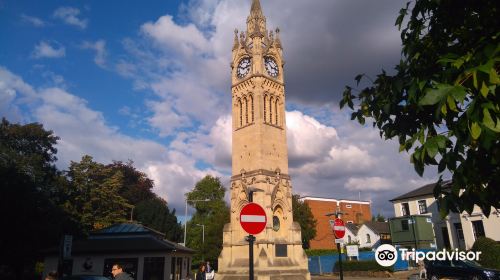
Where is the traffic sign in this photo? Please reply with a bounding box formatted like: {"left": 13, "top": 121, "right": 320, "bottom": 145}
{"left": 240, "top": 203, "right": 267, "bottom": 235}
{"left": 332, "top": 218, "right": 345, "bottom": 238}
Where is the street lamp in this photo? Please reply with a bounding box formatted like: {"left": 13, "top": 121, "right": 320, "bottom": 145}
{"left": 195, "top": 223, "right": 205, "bottom": 261}
{"left": 183, "top": 198, "right": 210, "bottom": 246}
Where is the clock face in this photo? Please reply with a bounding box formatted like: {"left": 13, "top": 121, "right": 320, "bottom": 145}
{"left": 237, "top": 57, "right": 251, "bottom": 78}
{"left": 264, "top": 56, "right": 279, "bottom": 77}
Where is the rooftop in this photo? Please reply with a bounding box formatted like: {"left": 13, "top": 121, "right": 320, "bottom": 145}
{"left": 301, "top": 196, "right": 371, "bottom": 204}
{"left": 362, "top": 221, "right": 390, "bottom": 234}
{"left": 389, "top": 180, "right": 452, "bottom": 202}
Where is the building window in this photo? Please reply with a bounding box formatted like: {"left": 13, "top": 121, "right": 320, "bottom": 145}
{"left": 244, "top": 97, "right": 248, "bottom": 124}
{"left": 348, "top": 235, "right": 352, "bottom": 243}
{"left": 275, "top": 99, "right": 278, "bottom": 125}
{"left": 238, "top": 99, "right": 242, "bottom": 127}
{"left": 472, "top": 220, "right": 485, "bottom": 240}
{"left": 401, "top": 203, "right": 410, "bottom": 216}
{"left": 366, "top": 234, "right": 371, "bottom": 244}
{"left": 263, "top": 95, "right": 267, "bottom": 123}
{"left": 418, "top": 200, "right": 428, "bottom": 214}
{"left": 250, "top": 95, "right": 254, "bottom": 123}
{"left": 346, "top": 204, "right": 352, "bottom": 208}
{"left": 401, "top": 219, "right": 409, "bottom": 231}
{"left": 454, "top": 222, "right": 464, "bottom": 240}
{"left": 347, "top": 221, "right": 354, "bottom": 224}
{"left": 143, "top": 257, "right": 165, "bottom": 280}
{"left": 269, "top": 96, "right": 274, "bottom": 123}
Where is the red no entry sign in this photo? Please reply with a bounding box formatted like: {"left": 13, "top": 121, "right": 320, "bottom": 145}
{"left": 240, "top": 203, "right": 267, "bottom": 235}
{"left": 332, "top": 218, "right": 345, "bottom": 239}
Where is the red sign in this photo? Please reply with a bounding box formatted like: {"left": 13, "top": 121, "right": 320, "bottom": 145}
{"left": 332, "top": 218, "right": 345, "bottom": 238}
{"left": 240, "top": 203, "right": 267, "bottom": 235}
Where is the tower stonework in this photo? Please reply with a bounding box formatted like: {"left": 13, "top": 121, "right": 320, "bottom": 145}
{"left": 217, "top": 1, "right": 310, "bottom": 279}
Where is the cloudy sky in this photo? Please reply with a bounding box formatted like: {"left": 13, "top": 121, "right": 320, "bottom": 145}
{"left": 0, "top": 0, "right": 441, "bottom": 220}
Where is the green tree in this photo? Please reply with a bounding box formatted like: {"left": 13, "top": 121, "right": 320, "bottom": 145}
{"left": 107, "top": 160, "right": 155, "bottom": 205}
{"left": 134, "top": 197, "right": 183, "bottom": 242}
{"left": 64, "top": 155, "right": 131, "bottom": 231}
{"left": 292, "top": 194, "right": 317, "bottom": 249}
{"left": 186, "top": 175, "right": 230, "bottom": 266}
{"left": 371, "top": 213, "right": 386, "bottom": 222}
{"left": 340, "top": 0, "right": 499, "bottom": 216}
{"left": 0, "top": 118, "right": 81, "bottom": 280}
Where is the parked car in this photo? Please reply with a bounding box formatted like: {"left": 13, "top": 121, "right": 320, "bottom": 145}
{"left": 425, "top": 259, "right": 500, "bottom": 280}
{"left": 62, "top": 276, "right": 111, "bottom": 280}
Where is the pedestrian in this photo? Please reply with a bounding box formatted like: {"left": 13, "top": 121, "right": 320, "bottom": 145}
{"left": 45, "top": 271, "right": 58, "bottom": 280}
{"left": 206, "top": 261, "right": 214, "bottom": 280}
{"left": 195, "top": 263, "right": 206, "bottom": 280}
{"left": 111, "top": 263, "right": 134, "bottom": 280}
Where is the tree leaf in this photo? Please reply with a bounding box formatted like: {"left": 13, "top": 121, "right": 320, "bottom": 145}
{"left": 483, "top": 108, "right": 500, "bottom": 132}
{"left": 355, "top": 74, "right": 363, "bottom": 86}
{"left": 480, "top": 82, "right": 489, "bottom": 98}
{"left": 426, "top": 138, "right": 439, "bottom": 158}
{"left": 470, "top": 122, "right": 482, "bottom": 139}
{"left": 490, "top": 68, "right": 499, "bottom": 84}
{"left": 419, "top": 84, "right": 464, "bottom": 105}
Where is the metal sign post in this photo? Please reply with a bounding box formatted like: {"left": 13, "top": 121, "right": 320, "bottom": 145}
{"left": 241, "top": 188, "right": 266, "bottom": 280}
{"left": 326, "top": 211, "right": 345, "bottom": 280}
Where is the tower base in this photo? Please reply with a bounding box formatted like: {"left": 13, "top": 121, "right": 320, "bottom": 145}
{"left": 217, "top": 223, "right": 311, "bottom": 280}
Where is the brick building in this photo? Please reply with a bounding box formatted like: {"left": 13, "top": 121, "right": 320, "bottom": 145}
{"left": 302, "top": 197, "right": 372, "bottom": 249}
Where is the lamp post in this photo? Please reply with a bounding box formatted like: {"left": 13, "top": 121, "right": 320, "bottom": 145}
{"left": 195, "top": 223, "right": 205, "bottom": 261}
{"left": 183, "top": 198, "right": 210, "bottom": 246}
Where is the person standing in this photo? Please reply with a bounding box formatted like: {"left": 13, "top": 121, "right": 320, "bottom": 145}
{"left": 195, "top": 263, "right": 206, "bottom": 280}
{"left": 111, "top": 263, "right": 134, "bottom": 280}
{"left": 206, "top": 261, "right": 214, "bottom": 280}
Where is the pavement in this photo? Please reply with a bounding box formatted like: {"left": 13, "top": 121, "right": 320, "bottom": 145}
{"left": 311, "top": 269, "right": 420, "bottom": 280}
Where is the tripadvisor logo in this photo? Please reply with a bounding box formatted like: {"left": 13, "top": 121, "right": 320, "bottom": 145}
{"left": 374, "top": 245, "right": 482, "bottom": 267}
{"left": 375, "top": 244, "right": 398, "bottom": 267}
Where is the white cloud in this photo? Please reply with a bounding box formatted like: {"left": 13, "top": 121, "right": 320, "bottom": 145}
{"left": 141, "top": 15, "right": 210, "bottom": 57}
{"left": 53, "top": 7, "right": 88, "bottom": 29}
{"left": 32, "top": 41, "right": 65, "bottom": 59}
{"left": 287, "top": 111, "right": 339, "bottom": 165}
{"left": 21, "top": 14, "right": 46, "bottom": 27}
{"left": 345, "top": 177, "right": 394, "bottom": 191}
{"left": 81, "top": 40, "right": 107, "bottom": 68}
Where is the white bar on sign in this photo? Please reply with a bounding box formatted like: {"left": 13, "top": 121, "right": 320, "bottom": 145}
{"left": 334, "top": 226, "right": 345, "bottom": 231}
{"left": 241, "top": 215, "right": 266, "bottom": 222}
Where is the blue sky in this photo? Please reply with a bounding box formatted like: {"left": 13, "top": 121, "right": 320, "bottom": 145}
{"left": 0, "top": 0, "right": 442, "bottom": 220}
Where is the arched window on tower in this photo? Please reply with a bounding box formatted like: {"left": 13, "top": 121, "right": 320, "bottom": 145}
{"left": 263, "top": 95, "right": 268, "bottom": 123}
{"left": 250, "top": 95, "right": 254, "bottom": 123}
{"left": 244, "top": 97, "right": 248, "bottom": 124}
{"left": 269, "top": 96, "right": 274, "bottom": 124}
{"left": 238, "top": 99, "right": 242, "bottom": 127}
{"left": 275, "top": 98, "right": 279, "bottom": 125}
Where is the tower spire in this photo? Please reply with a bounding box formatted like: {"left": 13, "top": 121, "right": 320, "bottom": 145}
{"left": 250, "top": 0, "right": 264, "bottom": 18}
{"left": 247, "top": 0, "right": 266, "bottom": 38}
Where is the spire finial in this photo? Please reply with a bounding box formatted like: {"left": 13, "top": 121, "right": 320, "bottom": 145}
{"left": 247, "top": 0, "right": 266, "bottom": 38}
{"left": 250, "top": 0, "right": 264, "bottom": 17}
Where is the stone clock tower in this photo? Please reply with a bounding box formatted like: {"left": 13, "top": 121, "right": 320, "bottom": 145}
{"left": 217, "top": 1, "right": 310, "bottom": 279}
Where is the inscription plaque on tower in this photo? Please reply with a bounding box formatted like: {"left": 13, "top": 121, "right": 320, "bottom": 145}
{"left": 216, "top": 1, "right": 311, "bottom": 279}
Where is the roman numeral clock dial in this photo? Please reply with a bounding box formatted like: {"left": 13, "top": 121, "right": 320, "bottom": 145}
{"left": 264, "top": 56, "right": 279, "bottom": 77}
{"left": 237, "top": 57, "right": 251, "bottom": 78}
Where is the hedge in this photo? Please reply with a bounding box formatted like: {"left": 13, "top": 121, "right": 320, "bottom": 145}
{"left": 334, "top": 260, "right": 393, "bottom": 272}
{"left": 471, "top": 237, "right": 500, "bottom": 269}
